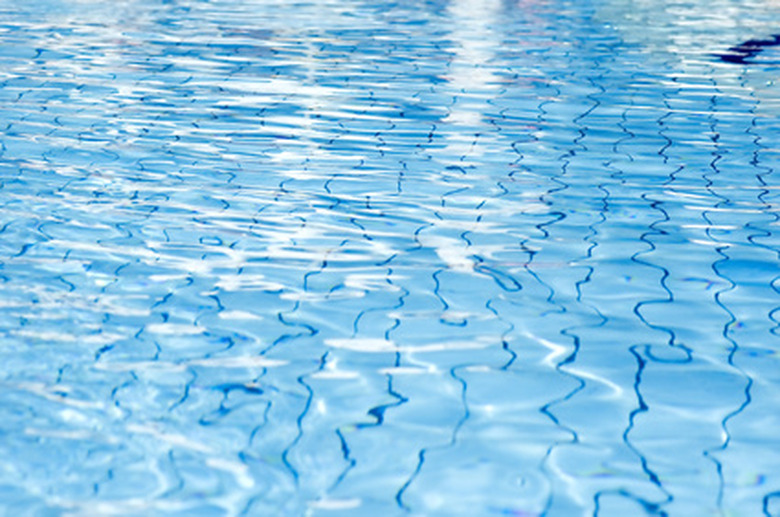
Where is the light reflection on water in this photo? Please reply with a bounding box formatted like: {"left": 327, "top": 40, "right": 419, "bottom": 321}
{"left": 0, "top": 0, "right": 779, "bottom": 515}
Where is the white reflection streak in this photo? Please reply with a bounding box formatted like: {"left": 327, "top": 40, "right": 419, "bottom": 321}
{"left": 443, "top": 0, "right": 502, "bottom": 129}
{"left": 276, "top": 0, "right": 358, "bottom": 177}
{"left": 424, "top": 0, "right": 504, "bottom": 274}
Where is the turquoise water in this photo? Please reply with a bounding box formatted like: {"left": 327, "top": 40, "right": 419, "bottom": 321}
{"left": 1, "top": 0, "right": 779, "bottom": 515}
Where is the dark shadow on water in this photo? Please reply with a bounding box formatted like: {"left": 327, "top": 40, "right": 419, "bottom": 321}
{"left": 717, "top": 34, "right": 780, "bottom": 64}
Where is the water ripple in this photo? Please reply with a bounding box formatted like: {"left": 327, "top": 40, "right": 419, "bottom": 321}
{"left": 1, "top": 0, "right": 780, "bottom": 515}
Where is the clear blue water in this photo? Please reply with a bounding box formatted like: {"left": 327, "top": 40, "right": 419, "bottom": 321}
{"left": 1, "top": 0, "right": 779, "bottom": 515}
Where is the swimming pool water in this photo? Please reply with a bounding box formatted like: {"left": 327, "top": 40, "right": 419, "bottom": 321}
{"left": 1, "top": 0, "right": 779, "bottom": 515}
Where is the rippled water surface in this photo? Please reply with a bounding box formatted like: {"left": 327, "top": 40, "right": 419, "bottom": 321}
{"left": 1, "top": 0, "right": 780, "bottom": 515}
